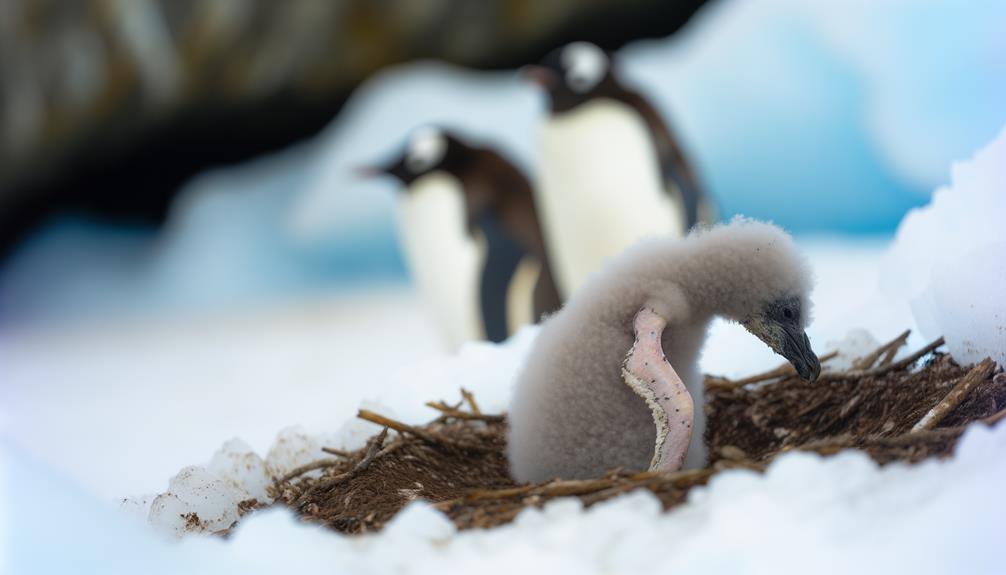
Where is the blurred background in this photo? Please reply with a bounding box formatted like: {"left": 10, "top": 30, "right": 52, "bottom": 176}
{"left": 2, "top": 0, "right": 1003, "bottom": 326}
{"left": 1, "top": 0, "right": 1005, "bottom": 500}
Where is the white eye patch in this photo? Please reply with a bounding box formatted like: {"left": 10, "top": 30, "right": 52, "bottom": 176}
{"left": 561, "top": 42, "right": 608, "bottom": 94}
{"left": 406, "top": 128, "right": 447, "bottom": 174}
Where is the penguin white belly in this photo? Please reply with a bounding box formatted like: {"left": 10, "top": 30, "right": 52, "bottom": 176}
{"left": 396, "top": 173, "right": 484, "bottom": 350}
{"left": 538, "top": 100, "right": 686, "bottom": 298}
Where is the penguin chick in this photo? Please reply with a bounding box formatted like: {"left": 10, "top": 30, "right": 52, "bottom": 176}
{"left": 506, "top": 219, "right": 821, "bottom": 483}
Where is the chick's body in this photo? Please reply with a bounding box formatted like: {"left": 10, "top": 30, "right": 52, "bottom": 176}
{"left": 507, "top": 245, "right": 709, "bottom": 483}
{"left": 506, "top": 220, "right": 816, "bottom": 483}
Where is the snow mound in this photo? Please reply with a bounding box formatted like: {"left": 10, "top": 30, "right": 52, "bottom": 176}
{"left": 210, "top": 422, "right": 1005, "bottom": 574}
{"left": 883, "top": 125, "right": 1006, "bottom": 366}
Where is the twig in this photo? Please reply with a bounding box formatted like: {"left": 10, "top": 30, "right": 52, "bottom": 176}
{"left": 296, "top": 428, "right": 388, "bottom": 507}
{"left": 706, "top": 351, "right": 838, "bottom": 389}
{"left": 358, "top": 409, "right": 439, "bottom": 442}
{"left": 878, "top": 341, "right": 903, "bottom": 367}
{"left": 578, "top": 476, "right": 668, "bottom": 506}
{"left": 277, "top": 459, "right": 344, "bottom": 484}
{"left": 320, "top": 447, "right": 352, "bottom": 457}
{"left": 461, "top": 388, "right": 482, "bottom": 415}
{"left": 425, "top": 401, "right": 505, "bottom": 422}
{"left": 458, "top": 485, "right": 536, "bottom": 502}
{"left": 357, "top": 409, "right": 494, "bottom": 452}
{"left": 818, "top": 337, "right": 945, "bottom": 382}
{"left": 429, "top": 398, "right": 466, "bottom": 424}
{"left": 912, "top": 358, "right": 996, "bottom": 432}
{"left": 435, "top": 478, "right": 629, "bottom": 509}
{"left": 853, "top": 329, "right": 911, "bottom": 371}
{"left": 434, "top": 468, "right": 713, "bottom": 511}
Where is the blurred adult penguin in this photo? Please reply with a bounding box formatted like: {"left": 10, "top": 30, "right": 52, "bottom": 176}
{"left": 524, "top": 41, "right": 717, "bottom": 298}
{"left": 360, "top": 127, "right": 561, "bottom": 350}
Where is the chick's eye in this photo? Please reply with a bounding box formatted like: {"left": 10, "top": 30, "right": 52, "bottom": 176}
{"left": 783, "top": 308, "right": 793, "bottom": 320}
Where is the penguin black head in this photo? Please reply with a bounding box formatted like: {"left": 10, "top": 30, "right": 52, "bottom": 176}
{"left": 358, "top": 127, "right": 470, "bottom": 187}
{"left": 523, "top": 42, "right": 615, "bottom": 114}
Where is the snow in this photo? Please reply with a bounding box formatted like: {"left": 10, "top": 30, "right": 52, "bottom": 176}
{"left": 883, "top": 126, "right": 1006, "bottom": 366}
{"left": 158, "top": 423, "right": 1006, "bottom": 573}
{"left": 3, "top": 234, "right": 1002, "bottom": 572}
{"left": 0, "top": 286, "right": 441, "bottom": 500}
{"left": 5, "top": 422, "right": 1005, "bottom": 574}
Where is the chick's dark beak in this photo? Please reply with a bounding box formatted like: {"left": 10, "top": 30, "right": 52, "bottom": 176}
{"left": 781, "top": 326, "right": 821, "bottom": 381}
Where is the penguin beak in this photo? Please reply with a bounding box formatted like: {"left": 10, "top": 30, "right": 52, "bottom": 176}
{"left": 743, "top": 315, "right": 821, "bottom": 382}
{"left": 521, "top": 65, "right": 559, "bottom": 90}
{"left": 780, "top": 325, "right": 821, "bottom": 382}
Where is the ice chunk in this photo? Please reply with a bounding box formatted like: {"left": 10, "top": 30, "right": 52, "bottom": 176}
{"left": 207, "top": 438, "right": 273, "bottom": 503}
{"left": 147, "top": 466, "right": 245, "bottom": 538}
{"left": 884, "top": 125, "right": 1006, "bottom": 366}
{"left": 263, "top": 426, "right": 332, "bottom": 479}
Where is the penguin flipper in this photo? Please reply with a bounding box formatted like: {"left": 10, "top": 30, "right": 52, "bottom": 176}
{"left": 476, "top": 215, "right": 526, "bottom": 343}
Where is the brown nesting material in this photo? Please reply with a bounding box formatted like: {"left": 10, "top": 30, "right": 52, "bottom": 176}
{"left": 266, "top": 337, "right": 1005, "bottom": 534}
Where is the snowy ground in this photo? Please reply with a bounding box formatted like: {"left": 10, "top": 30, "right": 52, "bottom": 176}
{"left": 1, "top": 237, "right": 907, "bottom": 503}
{"left": 9, "top": 236, "right": 991, "bottom": 575}
{"left": 0, "top": 285, "right": 443, "bottom": 501}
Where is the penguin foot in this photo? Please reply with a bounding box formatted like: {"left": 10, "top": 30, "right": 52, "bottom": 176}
{"left": 621, "top": 307, "right": 695, "bottom": 472}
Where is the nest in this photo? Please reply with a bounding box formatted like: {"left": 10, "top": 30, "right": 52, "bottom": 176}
{"left": 265, "top": 334, "right": 1005, "bottom": 534}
